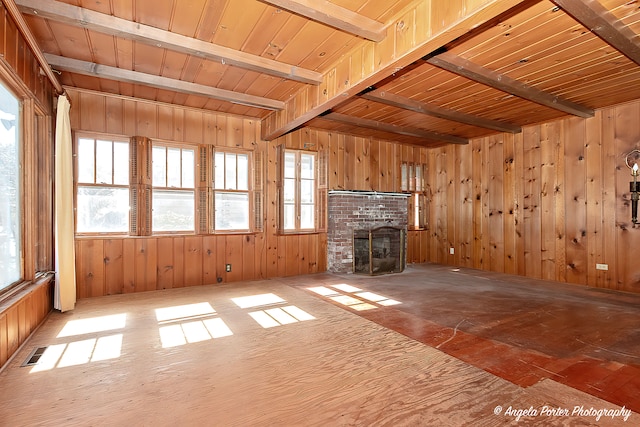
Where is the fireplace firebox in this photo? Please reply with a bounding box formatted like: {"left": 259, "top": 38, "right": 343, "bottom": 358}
{"left": 353, "top": 226, "right": 405, "bottom": 275}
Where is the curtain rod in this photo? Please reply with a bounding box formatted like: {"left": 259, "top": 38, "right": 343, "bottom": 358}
{"left": 3, "top": 0, "right": 64, "bottom": 94}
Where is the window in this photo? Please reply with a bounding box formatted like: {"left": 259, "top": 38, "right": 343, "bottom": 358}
{"left": 214, "top": 150, "right": 250, "bottom": 231}
{"left": 0, "top": 82, "right": 21, "bottom": 289}
{"left": 152, "top": 144, "right": 195, "bottom": 232}
{"left": 401, "top": 162, "right": 428, "bottom": 230}
{"left": 76, "top": 137, "right": 130, "bottom": 233}
{"left": 277, "top": 147, "right": 327, "bottom": 234}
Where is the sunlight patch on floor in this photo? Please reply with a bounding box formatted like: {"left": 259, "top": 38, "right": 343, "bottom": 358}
{"left": 248, "top": 305, "right": 316, "bottom": 329}
{"left": 31, "top": 334, "right": 123, "bottom": 372}
{"left": 231, "top": 293, "right": 286, "bottom": 309}
{"left": 57, "top": 314, "right": 127, "bottom": 338}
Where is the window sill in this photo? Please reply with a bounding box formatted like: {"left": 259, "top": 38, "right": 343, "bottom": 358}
{"left": 0, "top": 273, "right": 54, "bottom": 313}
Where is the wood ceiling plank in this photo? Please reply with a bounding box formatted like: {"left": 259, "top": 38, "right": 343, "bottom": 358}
{"left": 259, "top": 0, "right": 387, "bottom": 42}
{"left": 262, "top": 0, "right": 532, "bottom": 141}
{"left": 134, "top": 0, "right": 174, "bottom": 30}
{"left": 426, "top": 51, "right": 594, "bottom": 117}
{"left": 45, "top": 54, "right": 286, "bottom": 110}
{"left": 323, "top": 112, "right": 469, "bottom": 144}
{"left": 212, "top": 0, "right": 268, "bottom": 50}
{"left": 361, "top": 89, "right": 522, "bottom": 133}
{"left": 169, "top": 0, "right": 208, "bottom": 37}
{"left": 16, "top": 0, "right": 323, "bottom": 84}
{"left": 551, "top": 0, "right": 640, "bottom": 66}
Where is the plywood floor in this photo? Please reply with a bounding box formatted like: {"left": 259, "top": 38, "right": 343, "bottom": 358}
{"left": 0, "top": 264, "right": 636, "bottom": 426}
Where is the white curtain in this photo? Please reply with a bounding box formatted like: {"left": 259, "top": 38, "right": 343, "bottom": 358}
{"left": 54, "top": 94, "right": 76, "bottom": 312}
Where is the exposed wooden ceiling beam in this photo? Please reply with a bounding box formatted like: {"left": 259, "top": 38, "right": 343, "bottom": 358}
{"left": 16, "top": 0, "right": 323, "bottom": 85}
{"left": 261, "top": 0, "right": 531, "bottom": 141}
{"left": 44, "top": 54, "right": 285, "bottom": 110}
{"left": 361, "top": 89, "right": 522, "bottom": 133}
{"left": 550, "top": 0, "right": 640, "bottom": 67}
{"left": 322, "top": 112, "right": 468, "bottom": 145}
{"left": 259, "top": 0, "right": 386, "bottom": 42}
{"left": 425, "top": 51, "right": 594, "bottom": 118}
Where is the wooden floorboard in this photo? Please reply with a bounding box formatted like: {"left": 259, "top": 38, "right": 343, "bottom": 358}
{"left": 0, "top": 265, "right": 636, "bottom": 425}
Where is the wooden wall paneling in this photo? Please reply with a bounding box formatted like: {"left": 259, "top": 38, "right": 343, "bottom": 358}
{"left": 225, "top": 115, "right": 243, "bottom": 147}
{"left": 585, "top": 113, "right": 603, "bottom": 288}
{"left": 135, "top": 102, "right": 157, "bottom": 139}
{"left": 266, "top": 140, "right": 279, "bottom": 278}
{"left": 105, "top": 96, "right": 124, "bottom": 135}
{"left": 225, "top": 234, "right": 244, "bottom": 282}
{"left": 122, "top": 238, "right": 137, "bottom": 293}
{"left": 6, "top": 307, "right": 18, "bottom": 358}
{"left": 80, "top": 91, "right": 106, "bottom": 133}
{"left": 318, "top": 233, "right": 328, "bottom": 272}
{"left": 369, "top": 139, "right": 380, "bottom": 191}
{"left": 211, "top": 235, "right": 225, "bottom": 283}
{"left": 76, "top": 239, "right": 105, "bottom": 299}
{"left": 614, "top": 102, "right": 640, "bottom": 292}
{"left": 183, "top": 236, "right": 203, "bottom": 286}
{"left": 298, "top": 233, "right": 310, "bottom": 276}
{"left": 242, "top": 234, "right": 256, "bottom": 281}
{"left": 135, "top": 238, "right": 158, "bottom": 292}
{"left": 334, "top": 133, "right": 345, "bottom": 189}
{"left": 522, "top": 126, "right": 542, "bottom": 279}
{"left": 563, "top": 118, "right": 588, "bottom": 285}
{"left": 17, "top": 298, "right": 26, "bottom": 344}
{"left": 426, "top": 149, "right": 438, "bottom": 263}
{"left": 457, "top": 143, "right": 473, "bottom": 267}
{"left": 436, "top": 149, "right": 448, "bottom": 264}
{"left": 201, "top": 235, "right": 217, "bottom": 285}
{"left": 4, "top": 9, "right": 18, "bottom": 72}
{"left": 0, "top": 313, "right": 7, "bottom": 366}
{"left": 446, "top": 145, "right": 458, "bottom": 266}
{"left": 204, "top": 112, "right": 216, "bottom": 145}
{"left": 157, "top": 237, "right": 175, "bottom": 290}
{"left": 355, "top": 137, "right": 370, "bottom": 190}
{"left": 540, "top": 122, "right": 559, "bottom": 281}
{"left": 488, "top": 135, "right": 504, "bottom": 273}
{"left": 285, "top": 235, "right": 300, "bottom": 276}
{"left": 472, "top": 139, "right": 484, "bottom": 270}
{"left": 157, "top": 104, "right": 175, "bottom": 141}
{"left": 343, "top": 135, "right": 354, "bottom": 189}
{"left": 502, "top": 133, "right": 517, "bottom": 274}
{"left": 122, "top": 99, "right": 137, "bottom": 137}
{"left": 104, "top": 239, "right": 124, "bottom": 295}
{"left": 185, "top": 109, "right": 204, "bottom": 144}
{"left": 308, "top": 233, "right": 318, "bottom": 273}
{"left": 600, "top": 106, "right": 619, "bottom": 290}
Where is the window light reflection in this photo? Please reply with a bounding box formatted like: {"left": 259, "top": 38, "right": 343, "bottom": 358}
{"left": 307, "top": 286, "right": 339, "bottom": 296}
{"left": 57, "top": 314, "right": 127, "bottom": 338}
{"left": 331, "top": 284, "right": 362, "bottom": 293}
{"left": 155, "top": 302, "right": 215, "bottom": 323}
{"left": 31, "top": 334, "right": 124, "bottom": 372}
{"left": 158, "top": 318, "right": 234, "bottom": 348}
{"left": 248, "top": 305, "right": 315, "bottom": 329}
{"left": 231, "top": 293, "right": 285, "bottom": 309}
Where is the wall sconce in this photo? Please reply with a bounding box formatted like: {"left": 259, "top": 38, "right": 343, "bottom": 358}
{"left": 626, "top": 149, "right": 640, "bottom": 227}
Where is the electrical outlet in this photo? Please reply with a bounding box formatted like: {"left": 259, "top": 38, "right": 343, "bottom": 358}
{"left": 226, "top": 264, "right": 232, "bottom": 272}
{"left": 596, "top": 263, "right": 608, "bottom": 271}
{"left": 449, "top": 247, "right": 455, "bottom": 255}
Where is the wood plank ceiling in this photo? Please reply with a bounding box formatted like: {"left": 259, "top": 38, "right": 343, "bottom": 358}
{"left": 15, "top": 0, "right": 640, "bottom": 147}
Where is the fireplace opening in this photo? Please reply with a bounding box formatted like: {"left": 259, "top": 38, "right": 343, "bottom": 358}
{"left": 353, "top": 226, "right": 405, "bottom": 275}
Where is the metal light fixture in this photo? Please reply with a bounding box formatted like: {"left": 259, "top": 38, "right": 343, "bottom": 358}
{"left": 626, "top": 149, "right": 640, "bottom": 227}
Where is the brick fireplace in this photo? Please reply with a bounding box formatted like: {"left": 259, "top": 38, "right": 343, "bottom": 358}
{"left": 327, "top": 191, "right": 409, "bottom": 273}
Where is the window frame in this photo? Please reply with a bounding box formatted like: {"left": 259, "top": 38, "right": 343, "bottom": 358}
{"left": 74, "top": 133, "right": 131, "bottom": 236}
{"left": 401, "top": 161, "right": 428, "bottom": 231}
{"left": 151, "top": 141, "right": 197, "bottom": 235}
{"left": 212, "top": 148, "right": 254, "bottom": 233}
{"left": 278, "top": 148, "right": 326, "bottom": 234}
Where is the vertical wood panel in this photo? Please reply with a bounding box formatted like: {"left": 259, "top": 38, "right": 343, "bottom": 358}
{"left": 523, "top": 126, "right": 542, "bottom": 279}
{"left": 104, "top": 239, "right": 124, "bottom": 295}
{"left": 157, "top": 237, "right": 175, "bottom": 289}
{"left": 540, "top": 123, "right": 558, "bottom": 281}
{"left": 585, "top": 113, "right": 603, "bottom": 288}
{"left": 184, "top": 236, "right": 203, "bottom": 286}
{"left": 202, "top": 235, "right": 217, "bottom": 285}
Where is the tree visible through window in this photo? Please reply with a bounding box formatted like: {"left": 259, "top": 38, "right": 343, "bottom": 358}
{"left": 0, "top": 82, "right": 21, "bottom": 289}
{"left": 152, "top": 144, "right": 195, "bottom": 232}
{"left": 76, "top": 137, "right": 130, "bottom": 233}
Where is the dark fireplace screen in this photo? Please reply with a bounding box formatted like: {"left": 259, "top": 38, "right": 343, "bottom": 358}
{"left": 353, "top": 226, "right": 405, "bottom": 275}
